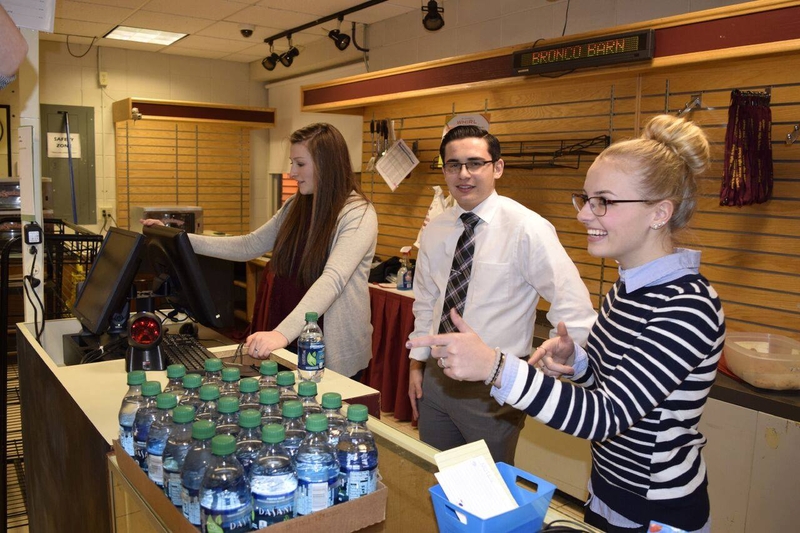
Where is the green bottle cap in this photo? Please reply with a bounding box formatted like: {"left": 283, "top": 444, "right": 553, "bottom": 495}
{"left": 259, "top": 388, "right": 280, "bottom": 406}
{"left": 259, "top": 360, "right": 278, "bottom": 376}
{"left": 156, "top": 393, "right": 178, "bottom": 409}
{"left": 305, "top": 312, "right": 318, "bottom": 322}
{"left": 141, "top": 381, "right": 162, "bottom": 397}
{"left": 211, "top": 434, "right": 236, "bottom": 456}
{"left": 199, "top": 384, "right": 220, "bottom": 401}
{"left": 167, "top": 364, "right": 186, "bottom": 379}
{"left": 173, "top": 405, "right": 195, "bottom": 424}
{"left": 347, "top": 404, "right": 368, "bottom": 423}
{"left": 238, "top": 409, "right": 261, "bottom": 428}
{"left": 204, "top": 358, "right": 223, "bottom": 372}
{"left": 218, "top": 396, "right": 239, "bottom": 414}
{"left": 282, "top": 400, "right": 302, "bottom": 418}
{"left": 262, "top": 424, "right": 285, "bottom": 444}
{"left": 297, "top": 381, "right": 317, "bottom": 398}
{"left": 321, "top": 392, "right": 342, "bottom": 409}
{"left": 192, "top": 420, "right": 216, "bottom": 440}
{"left": 221, "top": 367, "right": 240, "bottom": 383}
{"left": 305, "top": 413, "right": 328, "bottom": 432}
{"left": 127, "top": 370, "right": 146, "bottom": 386}
{"left": 183, "top": 374, "right": 202, "bottom": 389}
{"left": 276, "top": 371, "right": 295, "bottom": 387}
{"left": 239, "top": 377, "right": 258, "bottom": 394}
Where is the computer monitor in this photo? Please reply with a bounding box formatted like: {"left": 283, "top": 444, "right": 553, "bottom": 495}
{"left": 72, "top": 227, "right": 145, "bottom": 336}
{"left": 143, "top": 225, "right": 223, "bottom": 328}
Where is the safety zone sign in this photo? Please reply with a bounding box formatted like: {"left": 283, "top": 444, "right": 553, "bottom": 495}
{"left": 47, "top": 132, "right": 82, "bottom": 158}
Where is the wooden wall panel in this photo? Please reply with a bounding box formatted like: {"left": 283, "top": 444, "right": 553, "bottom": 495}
{"left": 116, "top": 120, "right": 251, "bottom": 235}
{"left": 361, "top": 52, "right": 800, "bottom": 338}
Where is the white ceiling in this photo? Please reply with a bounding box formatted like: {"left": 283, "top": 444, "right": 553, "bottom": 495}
{"left": 43, "top": 0, "right": 420, "bottom": 63}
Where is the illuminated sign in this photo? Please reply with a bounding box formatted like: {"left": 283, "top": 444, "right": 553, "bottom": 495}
{"left": 513, "top": 29, "right": 655, "bottom": 76}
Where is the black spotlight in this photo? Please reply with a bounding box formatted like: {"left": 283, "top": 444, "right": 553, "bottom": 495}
{"left": 422, "top": 0, "right": 445, "bottom": 31}
{"left": 328, "top": 16, "right": 350, "bottom": 51}
{"left": 280, "top": 47, "right": 299, "bottom": 67}
{"left": 262, "top": 52, "right": 280, "bottom": 71}
{"left": 328, "top": 29, "right": 351, "bottom": 51}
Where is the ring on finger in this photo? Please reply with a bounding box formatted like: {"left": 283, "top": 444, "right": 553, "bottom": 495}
{"left": 439, "top": 358, "right": 447, "bottom": 369}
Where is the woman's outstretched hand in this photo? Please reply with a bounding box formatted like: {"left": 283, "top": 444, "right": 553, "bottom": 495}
{"left": 528, "top": 321, "right": 575, "bottom": 378}
{"left": 245, "top": 330, "right": 288, "bottom": 359}
{"left": 405, "top": 308, "right": 496, "bottom": 383}
{"left": 140, "top": 218, "right": 165, "bottom": 227}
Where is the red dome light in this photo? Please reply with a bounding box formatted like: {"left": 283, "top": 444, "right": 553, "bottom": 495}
{"left": 130, "top": 315, "right": 161, "bottom": 345}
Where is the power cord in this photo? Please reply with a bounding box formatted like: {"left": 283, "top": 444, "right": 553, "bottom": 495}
{"left": 22, "top": 246, "right": 46, "bottom": 342}
{"left": 542, "top": 519, "right": 595, "bottom": 532}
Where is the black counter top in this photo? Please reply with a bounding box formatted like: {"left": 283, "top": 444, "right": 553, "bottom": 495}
{"left": 710, "top": 373, "right": 800, "bottom": 423}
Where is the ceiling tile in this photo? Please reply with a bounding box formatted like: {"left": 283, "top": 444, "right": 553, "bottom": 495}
{"left": 225, "top": 5, "right": 319, "bottom": 28}
{"left": 142, "top": 0, "right": 247, "bottom": 20}
{"left": 160, "top": 47, "right": 229, "bottom": 59}
{"left": 54, "top": 18, "right": 117, "bottom": 38}
{"left": 122, "top": 11, "right": 216, "bottom": 34}
{"left": 195, "top": 21, "right": 283, "bottom": 40}
{"left": 56, "top": 0, "right": 136, "bottom": 24}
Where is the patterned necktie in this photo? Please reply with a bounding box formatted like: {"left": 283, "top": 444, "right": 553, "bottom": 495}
{"left": 439, "top": 212, "right": 481, "bottom": 333}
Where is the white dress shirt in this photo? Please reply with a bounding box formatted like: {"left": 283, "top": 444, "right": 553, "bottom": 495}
{"left": 409, "top": 191, "right": 596, "bottom": 361}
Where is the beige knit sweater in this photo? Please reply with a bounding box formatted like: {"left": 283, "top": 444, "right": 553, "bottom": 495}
{"left": 188, "top": 194, "right": 378, "bottom": 377}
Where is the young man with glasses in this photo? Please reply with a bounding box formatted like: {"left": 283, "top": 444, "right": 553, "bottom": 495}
{"left": 407, "top": 125, "right": 596, "bottom": 463}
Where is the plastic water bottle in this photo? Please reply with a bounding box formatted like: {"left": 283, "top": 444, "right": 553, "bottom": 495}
{"left": 180, "top": 420, "right": 216, "bottom": 527}
{"left": 164, "top": 364, "right": 186, "bottom": 401}
{"left": 200, "top": 434, "right": 253, "bottom": 532}
{"left": 203, "top": 357, "right": 223, "bottom": 385}
{"left": 196, "top": 384, "right": 221, "bottom": 423}
{"left": 239, "top": 378, "right": 260, "bottom": 411}
{"left": 297, "top": 312, "right": 325, "bottom": 383}
{"left": 259, "top": 387, "right": 282, "bottom": 427}
{"left": 337, "top": 404, "right": 379, "bottom": 503}
{"left": 258, "top": 360, "right": 278, "bottom": 389}
{"left": 118, "top": 370, "right": 146, "bottom": 456}
{"left": 178, "top": 373, "right": 203, "bottom": 413}
{"left": 235, "top": 409, "right": 262, "bottom": 476}
{"left": 162, "top": 405, "right": 195, "bottom": 507}
{"left": 249, "top": 424, "right": 297, "bottom": 527}
{"left": 396, "top": 246, "right": 413, "bottom": 290}
{"left": 220, "top": 366, "right": 241, "bottom": 398}
{"left": 216, "top": 396, "right": 241, "bottom": 437}
{"left": 146, "top": 393, "right": 178, "bottom": 487}
{"left": 276, "top": 371, "right": 299, "bottom": 403}
{"left": 294, "top": 413, "right": 339, "bottom": 516}
{"left": 321, "top": 392, "right": 347, "bottom": 448}
{"left": 132, "top": 381, "right": 162, "bottom": 471}
{"left": 297, "top": 381, "right": 322, "bottom": 419}
{"left": 281, "top": 400, "right": 306, "bottom": 459}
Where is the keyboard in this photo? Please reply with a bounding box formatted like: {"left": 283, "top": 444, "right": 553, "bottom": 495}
{"left": 161, "top": 334, "right": 216, "bottom": 373}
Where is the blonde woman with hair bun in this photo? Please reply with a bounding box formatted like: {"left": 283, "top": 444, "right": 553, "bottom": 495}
{"left": 407, "top": 115, "right": 726, "bottom": 532}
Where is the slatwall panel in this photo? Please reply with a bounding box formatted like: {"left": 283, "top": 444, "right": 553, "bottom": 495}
{"left": 115, "top": 120, "right": 251, "bottom": 235}
{"left": 361, "top": 53, "right": 800, "bottom": 337}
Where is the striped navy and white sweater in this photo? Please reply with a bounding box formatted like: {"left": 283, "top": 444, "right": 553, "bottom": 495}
{"left": 504, "top": 273, "right": 725, "bottom": 530}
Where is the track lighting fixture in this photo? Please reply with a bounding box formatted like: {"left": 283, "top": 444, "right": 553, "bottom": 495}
{"left": 261, "top": 42, "right": 279, "bottom": 70}
{"left": 279, "top": 36, "right": 300, "bottom": 67}
{"left": 328, "top": 17, "right": 351, "bottom": 51}
{"left": 422, "top": 0, "right": 445, "bottom": 31}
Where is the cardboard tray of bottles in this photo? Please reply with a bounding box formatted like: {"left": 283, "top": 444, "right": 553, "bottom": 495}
{"left": 112, "top": 440, "right": 388, "bottom": 532}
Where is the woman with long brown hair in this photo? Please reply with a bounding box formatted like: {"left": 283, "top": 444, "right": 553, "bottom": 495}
{"left": 146, "top": 123, "right": 377, "bottom": 378}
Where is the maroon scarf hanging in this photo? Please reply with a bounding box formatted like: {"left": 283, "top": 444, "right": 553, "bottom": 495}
{"left": 720, "top": 89, "right": 773, "bottom": 206}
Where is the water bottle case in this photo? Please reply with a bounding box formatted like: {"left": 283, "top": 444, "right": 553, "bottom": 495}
{"left": 113, "top": 439, "right": 388, "bottom": 532}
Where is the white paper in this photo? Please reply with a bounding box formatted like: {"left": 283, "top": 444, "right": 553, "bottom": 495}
{"left": 434, "top": 455, "right": 518, "bottom": 522}
{"left": 375, "top": 139, "right": 419, "bottom": 191}
{"left": 433, "top": 441, "right": 517, "bottom": 523}
{"left": 1, "top": 0, "right": 55, "bottom": 32}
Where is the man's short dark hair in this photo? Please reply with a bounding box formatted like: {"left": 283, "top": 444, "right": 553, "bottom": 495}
{"left": 439, "top": 125, "right": 501, "bottom": 162}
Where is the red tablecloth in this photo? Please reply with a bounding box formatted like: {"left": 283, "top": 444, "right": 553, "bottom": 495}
{"left": 362, "top": 286, "right": 415, "bottom": 422}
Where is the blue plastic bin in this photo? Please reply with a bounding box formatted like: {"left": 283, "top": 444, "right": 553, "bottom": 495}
{"left": 429, "top": 462, "right": 556, "bottom": 533}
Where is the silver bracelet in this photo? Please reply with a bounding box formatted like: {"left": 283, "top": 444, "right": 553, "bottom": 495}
{"left": 484, "top": 347, "right": 502, "bottom": 386}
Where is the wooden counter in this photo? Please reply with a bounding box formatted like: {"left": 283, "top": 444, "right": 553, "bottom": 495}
{"left": 16, "top": 318, "right": 595, "bottom": 533}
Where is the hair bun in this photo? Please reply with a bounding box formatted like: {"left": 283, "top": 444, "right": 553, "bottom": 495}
{"left": 642, "top": 115, "right": 710, "bottom": 178}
